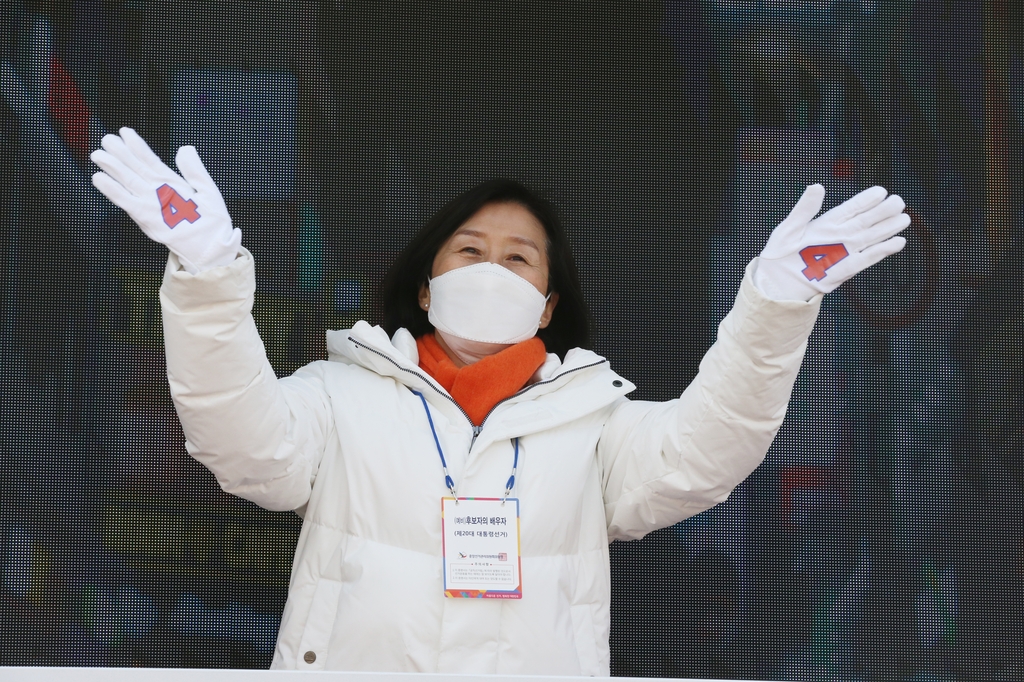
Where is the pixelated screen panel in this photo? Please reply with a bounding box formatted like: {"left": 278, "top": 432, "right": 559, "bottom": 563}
{"left": 0, "top": 0, "right": 1021, "bottom": 677}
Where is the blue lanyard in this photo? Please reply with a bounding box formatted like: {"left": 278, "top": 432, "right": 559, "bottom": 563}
{"left": 412, "top": 390, "right": 519, "bottom": 501}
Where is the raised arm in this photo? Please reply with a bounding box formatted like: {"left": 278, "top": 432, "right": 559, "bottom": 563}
{"left": 160, "top": 250, "right": 333, "bottom": 511}
{"left": 599, "top": 184, "right": 910, "bottom": 540}
{"left": 92, "top": 128, "right": 333, "bottom": 511}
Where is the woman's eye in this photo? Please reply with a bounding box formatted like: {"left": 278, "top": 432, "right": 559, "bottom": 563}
{"left": 509, "top": 254, "right": 526, "bottom": 263}
{"left": 460, "top": 247, "right": 480, "bottom": 255}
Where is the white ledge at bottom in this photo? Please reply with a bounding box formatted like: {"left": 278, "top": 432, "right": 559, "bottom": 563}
{"left": 0, "top": 667, "right": 774, "bottom": 682}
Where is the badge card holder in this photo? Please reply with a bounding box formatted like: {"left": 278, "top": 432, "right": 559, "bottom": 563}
{"left": 441, "top": 497, "right": 522, "bottom": 599}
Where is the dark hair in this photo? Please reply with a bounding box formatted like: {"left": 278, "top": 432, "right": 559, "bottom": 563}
{"left": 381, "top": 179, "right": 590, "bottom": 359}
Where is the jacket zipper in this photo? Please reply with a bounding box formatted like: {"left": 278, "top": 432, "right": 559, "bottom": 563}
{"left": 348, "top": 337, "right": 475, "bottom": 425}
{"left": 348, "top": 336, "right": 608, "bottom": 449}
{"left": 474, "top": 358, "right": 609, "bottom": 427}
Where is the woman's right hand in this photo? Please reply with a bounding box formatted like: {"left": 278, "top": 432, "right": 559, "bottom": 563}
{"left": 90, "top": 127, "right": 241, "bottom": 274}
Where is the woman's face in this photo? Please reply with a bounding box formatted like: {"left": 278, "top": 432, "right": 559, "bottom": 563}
{"left": 418, "top": 201, "right": 560, "bottom": 329}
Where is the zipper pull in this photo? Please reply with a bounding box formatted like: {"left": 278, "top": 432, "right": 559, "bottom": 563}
{"left": 470, "top": 424, "right": 483, "bottom": 450}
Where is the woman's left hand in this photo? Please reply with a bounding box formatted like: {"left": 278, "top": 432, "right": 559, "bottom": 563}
{"left": 754, "top": 184, "right": 911, "bottom": 302}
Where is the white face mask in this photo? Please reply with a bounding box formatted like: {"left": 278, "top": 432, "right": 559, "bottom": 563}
{"left": 427, "top": 262, "right": 550, "bottom": 364}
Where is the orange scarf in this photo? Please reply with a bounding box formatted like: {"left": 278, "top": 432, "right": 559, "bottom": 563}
{"left": 417, "top": 333, "right": 547, "bottom": 426}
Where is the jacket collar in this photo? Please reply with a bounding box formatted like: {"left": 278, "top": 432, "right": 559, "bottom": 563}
{"left": 325, "top": 322, "right": 635, "bottom": 450}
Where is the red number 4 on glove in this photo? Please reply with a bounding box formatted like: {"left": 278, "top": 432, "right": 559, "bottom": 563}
{"left": 799, "top": 243, "right": 849, "bottom": 282}
{"left": 156, "top": 184, "right": 201, "bottom": 228}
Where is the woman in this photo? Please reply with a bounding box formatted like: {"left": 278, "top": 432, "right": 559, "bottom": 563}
{"left": 90, "top": 128, "right": 909, "bottom": 674}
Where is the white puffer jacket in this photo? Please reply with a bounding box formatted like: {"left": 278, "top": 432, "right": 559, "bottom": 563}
{"left": 159, "top": 248, "right": 821, "bottom": 675}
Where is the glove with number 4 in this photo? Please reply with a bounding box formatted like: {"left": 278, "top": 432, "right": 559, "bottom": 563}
{"left": 754, "top": 184, "right": 910, "bottom": 302}
{"left": 90, "top": 127, "right": 241, "bottom": 274}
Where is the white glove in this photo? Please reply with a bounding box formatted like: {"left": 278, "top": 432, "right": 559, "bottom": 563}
{"left": 90, "top": 127, "right": 241, "bottom": 274}
{"left": 753, "top": 184, "right": 911, "bottom": 302}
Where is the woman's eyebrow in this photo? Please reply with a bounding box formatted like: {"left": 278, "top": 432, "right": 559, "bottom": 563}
{"left": 508, "top": 235, "right": 541, "bottom": 251}
{"left": 454, "top": 229, "right": 540, "bottom": 252}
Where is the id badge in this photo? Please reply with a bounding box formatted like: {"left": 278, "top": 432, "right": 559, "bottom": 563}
{"left": 441, "top": 497, "right": 522, "bottom": 599}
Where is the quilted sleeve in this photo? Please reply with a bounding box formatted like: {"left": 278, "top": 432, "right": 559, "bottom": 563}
{"left": 598, "top": 259, "right": 822, "bottom": 541}
{"left": 160, "top": 248, "right": 334, "bottom": 512}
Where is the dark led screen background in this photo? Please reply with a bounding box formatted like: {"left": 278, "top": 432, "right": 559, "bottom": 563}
{"left": 1, "top": 0, "right": 1021, "bottom": 679}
